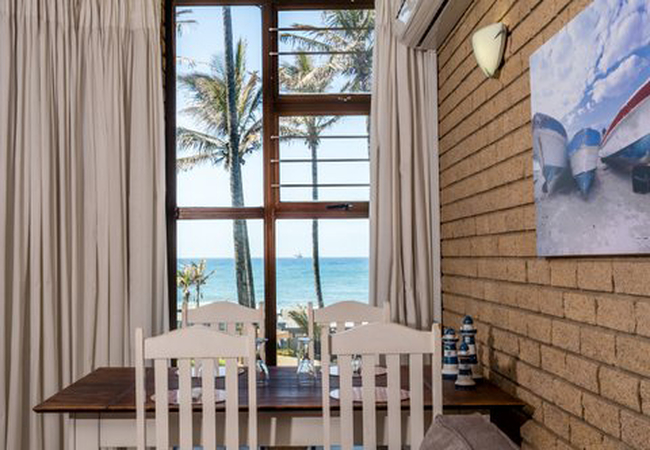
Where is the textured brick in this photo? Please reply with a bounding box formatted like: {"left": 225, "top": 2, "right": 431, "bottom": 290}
{"left": 538, "top": 288, "right": 564, "bottom": 317}
{"left": 636, "top": 301, "right": 650, "bottom": 338}
{"left": 551, "top": 320, "right": 580, "bottom": 352}
{"left": 577, "top": 261, "right": 613, "bottom": 292}
{"left": 553, "top": 379, "right": 583, "bottom": 417}
{"left": 596, "top": 296, "right": 636, "bottom": 333}
{"left": 527, "top": 258, "right": 550, "bottom": 285}
{"left": 641, "top": 380, "right": 650, "bottom": 415}
{"left": 616, "top": 335, "right": 650, "bottom": 377}
{"left": 569, "top": 417, "right": 603, "bottom": 449}
{"left": 543, "top": 403, "right": 570, "bottom": 440}
{"left": 550, "top": 261, "right": 577, "bottom": 288}
{"left": 519, "top": 337, "right": 541, "bottom": 367}
{"left": 581, "top": 327, "right": 616, "bottom": 365}
{"left": 566, "top": 354, "right": 599, "bottom": 392}
{"left": 620, "top": 410, "right": 650, "bottom": 450}
{"left": 564, "top": 292, "right": 596, "bottom": 324}
{"left": 582, "top": 393, "right": 620, "bottom": 437}
{"left": 541, "top": 345, "right": 566, "bottom": 377}
{"left": 613, "top": 262, "right": 650, "bottom": 296}
{"left": 522, "top": 421, "right": 558, "bottom": 449}
{"left": 599, "top": 366, "right": 640, "bottom": 411}
{"left": 527, "top": 314, "right": 552, "bottom": 344}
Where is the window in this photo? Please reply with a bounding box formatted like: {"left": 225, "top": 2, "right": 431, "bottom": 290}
{"left": 168, "top": 0, "right": 374, "bottom": 365}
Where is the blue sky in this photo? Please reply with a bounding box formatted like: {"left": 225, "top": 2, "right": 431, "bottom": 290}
{"left": 530, "top": 0, "right": 650, "bottom": 139}
{"left": 175, "top": 6, "right": 371, "bottom": 258}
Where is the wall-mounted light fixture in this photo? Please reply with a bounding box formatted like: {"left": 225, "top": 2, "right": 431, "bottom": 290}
{"left": 471, "top": 23, "right": 508, "bottom": 78}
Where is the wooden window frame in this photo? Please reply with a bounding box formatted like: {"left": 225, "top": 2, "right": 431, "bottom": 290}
{"left": 165, "top": 0, "right": 374, "bottom": 365}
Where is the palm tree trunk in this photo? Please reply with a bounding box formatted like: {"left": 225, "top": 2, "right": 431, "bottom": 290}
{"left": 308, "top": 135, "right": 324, "bottom": 308}
{"left": 223, "top": 6, "right": 256, "bottom": 308}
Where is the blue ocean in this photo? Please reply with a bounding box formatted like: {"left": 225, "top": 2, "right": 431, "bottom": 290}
{"left": 177, "top": 257, "right": 369, "bottom": 310}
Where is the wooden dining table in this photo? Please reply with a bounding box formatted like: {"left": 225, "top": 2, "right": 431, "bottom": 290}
{"left": 34, "top": 366, "right": 526, "bottom": 448}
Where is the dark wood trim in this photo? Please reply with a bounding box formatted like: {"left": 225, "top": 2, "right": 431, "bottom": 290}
{"left": 177, "top": 207, "right": 265, "bottom": 220}
{"left": 164, "top": 0, "right": 178, "bottom": 331}
{"left": 275, "top": 95, "right": 371, "bottom": 116}
{"left": 262, "top": 2, "right": 278, "bottom": 366}
{"left": 275, "top": 202, "right": 369, "bottom": 219}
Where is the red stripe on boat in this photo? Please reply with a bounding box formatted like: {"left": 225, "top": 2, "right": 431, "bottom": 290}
{"left": 603, "top": 78, "right": 650, "bottom": 144}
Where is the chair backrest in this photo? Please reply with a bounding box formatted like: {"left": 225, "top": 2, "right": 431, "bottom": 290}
{"left": 307, "top": 300, "right": 390, "bottom": 360}
{"left": 183, "top": 300, "right": 264, "bottom": 337}
{"left": 321, "top": 322, "right": 442, "bottom": 450}
{"left": 135, "top": 326, "right": 257, "bottom": 450}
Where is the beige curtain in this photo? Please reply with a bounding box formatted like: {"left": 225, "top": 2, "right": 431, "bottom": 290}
{"left": 370, "top": 0, "right": 441, "bottom": 329}
{"left": 0, "top": 0, "right": 168, "bottom": 448}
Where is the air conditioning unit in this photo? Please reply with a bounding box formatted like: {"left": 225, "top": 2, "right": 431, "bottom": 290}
{"left": 394, "top": 0, "right": 472, "bottom": 50}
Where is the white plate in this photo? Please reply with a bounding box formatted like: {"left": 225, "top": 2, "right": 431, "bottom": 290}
{"left": 151, "top": 388, "right": 227, "bottom": 404}
{"left": 329, "top": 365, "right": 388, "bottom": 377}
{"left": 329, "top": 387, "right": 409, "bottom": 403}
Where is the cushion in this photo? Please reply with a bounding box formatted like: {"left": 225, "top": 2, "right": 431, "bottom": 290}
{"left": 419, "top": 414, "right": 519, "bottom": 450}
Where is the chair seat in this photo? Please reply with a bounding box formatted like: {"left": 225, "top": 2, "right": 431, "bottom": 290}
{"left": 419, "top": 414, "right": 519, "bottom": 450}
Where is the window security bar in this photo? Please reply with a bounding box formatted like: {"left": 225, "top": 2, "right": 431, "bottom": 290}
{"left": 270, "top": 50, "right": 370, "bottom": 56}
{"left": 271, "top": 158, "right": 369, "bottom": 163}
{"left": 271, "top": 134, "right": 369, "bottom": 140}
{"left": 270, "top": 27, "right": 373, "bottom": 32}
{"left": 273, "top": 183, "right": 370, "bottom": 188}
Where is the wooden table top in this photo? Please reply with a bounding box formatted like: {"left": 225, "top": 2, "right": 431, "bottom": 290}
{"left": 33, "top": 366, "right": 525, "bottom": 414}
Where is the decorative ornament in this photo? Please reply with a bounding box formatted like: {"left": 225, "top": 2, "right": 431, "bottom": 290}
{"left": 442, "top": 328, "right": 460, "bottom": 380}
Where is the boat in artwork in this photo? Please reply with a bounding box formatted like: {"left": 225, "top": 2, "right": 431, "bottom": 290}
{"left": 599, "top": 79, "right": 650, "bottom": 170}
{"left": 567, "top": 128, "right": 601, "bottom": 196}
{"left": 532, "top": 113, "right": 569, "bottom": 194}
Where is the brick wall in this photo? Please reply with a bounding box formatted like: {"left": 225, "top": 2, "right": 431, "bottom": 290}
{"left": 437, "top": 1, "right": 650, "bottom": 449}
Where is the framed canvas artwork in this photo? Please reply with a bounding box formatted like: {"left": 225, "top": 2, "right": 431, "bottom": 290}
{"left": 530, "top": 0, "right": 650, "bottom": 256}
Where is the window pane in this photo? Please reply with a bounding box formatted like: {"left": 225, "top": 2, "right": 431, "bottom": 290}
{"left": 275, "top": 219, "right": 369, "bottom": 365}
{"left": 278, "top": 10, "right": 374, "bottom": 94}
{"left": 176, "top": 220, "right": 264, "bottom": 321}
{"left": 175, "top": 6, "right": 263, "bottom": 207}
{"left": 278, "top": 115, "right": 370, "bottom": 202}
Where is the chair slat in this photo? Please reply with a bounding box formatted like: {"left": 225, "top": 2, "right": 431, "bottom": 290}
{"left": 361, "top": 353, "right": 377, "bottom": 449}
{"left": 135, "top": 329, "right": 146, "bottom": 450}
{"left": 432, "top": 324, "right": 443, "bottom": 417}
{"left": 225, "top": 358, "right": 238, "bottom": 450}
{"left": 409, "top": 353, "right": 424, "bottom": 447}
{"left": 387, "top": 354, "right": 401, "bottom": 450}
{"left": 308, "top": 302, "right": 315, "bottom": 361}
{"left": 339, "top": 354, "right": 354, "bottom": 450}
{"left": 178, "top": 359, "right": 193, "bottom": 450}
{"left": 321, "top": 325, "right": 331, "bottom": 450}
{"left": 247, "top": 332, "right": 258, "bottom": 450}
{"left": 201, "top": 358, "right": 216, "bottom": 450}
{"left": 154, "top": 359, "right": 170, "bottom": 450}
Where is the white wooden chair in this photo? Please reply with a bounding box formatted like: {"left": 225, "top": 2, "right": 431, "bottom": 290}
{"left": 320, "top": 322, "right": 442, "bottom": 450}
{"left": 307, "top": 300, "right": 390, "bottom": 361}
{"left": 134, "top": 326, "right": 257, "bottom": 450}
{"left": 182, "top": 300, "right": 265, "bottom": 338}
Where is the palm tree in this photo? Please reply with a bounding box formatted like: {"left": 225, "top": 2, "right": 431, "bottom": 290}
{"left": 281, "top": 55, "right": 339, "bottom": 309}
{"left": 176, "top": 7, "right": 261, "bottom": 308}
{"left": 280, "top": 10, "right": 375, "bottom": 93}
{"left": 190, "top": 260, "right": 215, "bottom": 307}
{"left": 177, "top": 264, "right": 194, "bottom": 313}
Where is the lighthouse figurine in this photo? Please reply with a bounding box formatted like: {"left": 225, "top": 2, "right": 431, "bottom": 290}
{"left": 442, "top": 328, "right": 459, "bottom": 380}
{"left": 460, "top": 315, "right": 482, "bottom": 381}
{"left": 455, "top": 341, "right": 476, "bottom": 390}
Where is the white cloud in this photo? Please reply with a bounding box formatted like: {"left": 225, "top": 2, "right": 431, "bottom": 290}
{"left": 598, "top": 4, "right": 650, "bottom": 72}
{"left": 592, "top": 54, "right": 648, "bottom": 102}
{"left": 531, "top": 0, "right": 649, "bottom": 124}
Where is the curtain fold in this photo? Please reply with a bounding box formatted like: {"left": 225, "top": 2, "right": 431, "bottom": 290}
{"left": 0, "top": 1, "right": 168, "bottom": 448}
{"left": 370, "top": 0, "right": 441, "bottom": 330}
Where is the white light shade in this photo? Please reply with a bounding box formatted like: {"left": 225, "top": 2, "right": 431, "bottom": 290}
{"left": 471, "top": 23, "right": 507, "bottom": 78}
